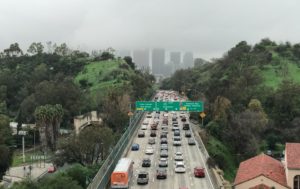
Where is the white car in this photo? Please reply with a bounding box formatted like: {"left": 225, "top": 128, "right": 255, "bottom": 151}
{"left": 141, "top": 124, "right": 147, "bottom": 130}
{"left": 173, "top": 137, "right": 181, "bottom": 146}
{"left": 145, "top": 146, "right": 154, "bottom": 155}
{"left": 159, "top": 158, "right": 168, "bottom": 167}
{"left": 175, "top": 162, "right": 186, "bottom": 173}
{"left": 174, "top": 152, "right": 183, "bottom": 161}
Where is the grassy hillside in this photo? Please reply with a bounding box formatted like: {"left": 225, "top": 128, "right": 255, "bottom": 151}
{"left": 261, "top": 53, "right": 300, "bottom": 89}
{"left": 75, "top": 59, "right": 135, "bottom": 96}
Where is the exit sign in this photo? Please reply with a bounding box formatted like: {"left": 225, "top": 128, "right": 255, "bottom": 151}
{"left": 136, "top": 101, "right": 203, "bottom": 112}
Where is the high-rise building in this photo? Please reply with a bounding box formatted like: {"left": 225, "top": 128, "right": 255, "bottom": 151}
{"left": 183, "top": 52, "right": 194, "bottom": 68}
{"left": 133, "top": 49, "right": 150, "bottom": 70}
{"left": 152, "top": 48, "right": 165, "bottom": 75}
{"left": 170, "top": 52, "right": 181, "bottom": 71}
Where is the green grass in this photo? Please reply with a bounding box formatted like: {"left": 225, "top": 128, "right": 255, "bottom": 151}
{"left": 75, "top": 59, "right": 134, "bottom": 96}
{"left": 261, "top": 61, "right": 300, "bottom": 89}
{"left": 206, "top": 136, "right": 237, "bottom": 182}
{"left": 75, "top": 60, "right": 120, "bottom": 85}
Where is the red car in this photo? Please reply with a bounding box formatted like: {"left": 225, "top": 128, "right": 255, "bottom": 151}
{"left": 48, "top": 166, "right": 56, "bottom": 173}
{"left": 194, "top": 166, "right": 205, "bottom": 177}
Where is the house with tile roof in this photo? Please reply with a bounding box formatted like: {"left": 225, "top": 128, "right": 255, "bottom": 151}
{"left": 234, "top": 154, "right": 289, "bottom": 189}
{"left": 234, "top": 143, "right": 300, "bottom": 189}
{"left": 285, "top": 143, "right": 300, "bottom": 189}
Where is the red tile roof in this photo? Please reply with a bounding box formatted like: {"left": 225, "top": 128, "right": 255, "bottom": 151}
{"left": 250, "top": 184, "right": 271, "bottom": 189}
{"left": 234, "top": 154, "right": 288, "bottom": 187}
{"left": 286, "top": 143, "right": 300, "bottom": 169}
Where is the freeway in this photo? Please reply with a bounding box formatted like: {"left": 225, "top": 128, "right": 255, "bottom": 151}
{"left": 126, "top": 91, "right": 214, "bottom": 189}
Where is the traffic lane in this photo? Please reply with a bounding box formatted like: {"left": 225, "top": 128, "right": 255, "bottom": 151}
{"left": 128, "top": 116, "right": 154, "bottom": 188}
{"left": 177, "top": 115, "right": 213, "bottom": 189}
{"left": 129, "top": 112, "right": 211, "bottom": 189}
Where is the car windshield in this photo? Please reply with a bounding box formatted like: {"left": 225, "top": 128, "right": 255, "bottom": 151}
{"left": 138, "top": 174, "right": 147, "bottom": 178}
{"left": 177, "top": 165, "right": 184, "bottom": 168}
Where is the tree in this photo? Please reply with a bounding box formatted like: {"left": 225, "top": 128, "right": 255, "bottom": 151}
{"left": 3, "top": 43, "right": 23, "bottom": 57}
{"left": 27, "top": 42, "right": 44, "bottom": 55}
{"left": 55, "top": 125, "right": 115, "bottom": 166}
{"left": 102, "top": 88, "right": 130, "bottom": 132}
{"left": 123, "top": 56, "right": 135, "bottom": 70}
{"left": 34, "top": 104, "right": 63, "bottom": 151}
{"left": 213, "top": 96, "right": 231, "bottom": 123}
{"left": 0, "top": 114, "right": 13, "bottom": 179}
{"left": 54, "top": 43, "right": 69, "bottom": 56}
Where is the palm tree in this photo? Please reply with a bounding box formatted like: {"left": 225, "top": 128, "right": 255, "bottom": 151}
{"left": 34, "top": 104, "right": 63, "bottom": 151}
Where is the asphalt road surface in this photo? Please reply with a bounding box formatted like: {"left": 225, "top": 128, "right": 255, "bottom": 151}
{"left": 126, "top": 107, "right": 214, "bottom": 189}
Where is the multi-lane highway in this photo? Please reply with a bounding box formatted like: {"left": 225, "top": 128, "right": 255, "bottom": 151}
{"left": 126, "top": 91, "right": 214, "bottom": 189}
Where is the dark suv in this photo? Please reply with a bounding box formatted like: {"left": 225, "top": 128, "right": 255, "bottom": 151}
{"left": 142, "top": 158, "right": 151, "bottom": 167}
{"left": 156, "top": 168, "right": 167, "bottom": 179}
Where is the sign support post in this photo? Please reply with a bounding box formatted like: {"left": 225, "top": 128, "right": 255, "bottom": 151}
{"left": 199, "top": 112, "right": 206, "bottom": 128}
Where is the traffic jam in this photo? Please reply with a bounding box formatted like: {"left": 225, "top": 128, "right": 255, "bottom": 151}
{"left": 126, "top": 90, "right": 208, "bottom": 189}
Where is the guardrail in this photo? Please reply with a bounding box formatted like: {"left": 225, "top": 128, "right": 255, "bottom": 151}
{"left": 87, "top": 111, "right": 144, "bottom": 189}
{"left": 191, "top": 121, "right": 220, "bottom": 189}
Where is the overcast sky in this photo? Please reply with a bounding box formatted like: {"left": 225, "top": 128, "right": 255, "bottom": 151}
{"left": 1, "top": 0, "right": 300, "bottom": 59}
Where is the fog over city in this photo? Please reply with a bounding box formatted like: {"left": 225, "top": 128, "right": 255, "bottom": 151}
{"left": 1, "top": 0, "right": 300, "bottom": 59}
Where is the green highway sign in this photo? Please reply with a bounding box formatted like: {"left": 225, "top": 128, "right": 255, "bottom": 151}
{"left": 136, "top": 101, "right": 203, "bottom": 112}
{"left": 158, "top": 101, "right": 180, "bottom": 111}
{"left": 136, "top": 101, "right": 157, "bottom": 111}
{"left": 180, "top": 101, "right": 204, "bottom": 111}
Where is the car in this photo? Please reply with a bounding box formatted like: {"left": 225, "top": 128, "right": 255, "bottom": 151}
{"left": 156, "top": 168, "right": 167, "bottom": 179}
{"left": 148, "top": 138, "right": 155, "bottom": 145}
{"left": 162, "top": 130, "right": 168, "bottom": 135}
{"left": 173, "top": 127, "right": 180, "bottom": 132}
{"left": 145, "top": 146, "right": 154, "bottom": 155}
{"left": 173, "top": 137, "right": 181, "bottom": 146}
{"left": 194, "top": 166, "right": 205, "bottom": 177}
{"left": 172, "top": 117, "right": 177, "bottom": 121}
{"left": 151, "top": 123, "right": 158, "bottom": 130}
{"left": 172, "top": 124, "right": 179, "bottom": 131}
{"left": 179, "top": 112, "right": 185, "bottom": 118}
{"left": 146, "top": 114, "right": 152, "bottom": 118}
{"left": 141, "top": 124, "right": 147, "bottom": 130}
{"left": 181, "top": 117, "right": 187, "bottom": 122}
{"left": 160, "top": 144, "right": 168, "bottom": 151}
{"left": 160, "top": 133, "right": 167, "bottom": 139}
{"left": 150, "top": 130, "right": 156, "bottom": 137}
{"left": 160, "top": 138, "right": 168, "bottom": 144}
{"left": 188, "top": 138, "right": 196, "bottom": 145}
{"left": 174, "top": 151, "right": 184, "bottom": 161}
{"left": 172, "top": 121, "right": 178, "bottom": 125}
{"left": 131, "top": 143, "right": 140, "bottom": 151}
{"left": 162, "top": 119, "right": 168, "bottom": 125}
{"left": 160, "top": 150, "right": 168, "bottom": 157}
{"left": 138, "top": 131, "right": 145, "bottom": 137}
{"left": 142, "top": 158, "right": 151, "bottom": 167}
{"left": 183, "top": 123, "right": 190, "bottom": 130}
{"left": 174, "top": 130, "right": 180, "bottom": 136}
{"left": 159, "top": 158, "right": 168, "bottom": 167}
{"left": 185, "top": 131, "right": 192, "bottom": 138}
{"left": 142, "top": 120, "right": 149, "bottom": 126}
{"left": 137, "top": 171, "right": 149, "bottom": 184}
{"left": 48, "top": 166, "right": 56, "bottom": 173}
{"left": 161, "top": 125, "right": 168, "bottom": 131}
{"left": 175, "top": 162, "right": 186, "bottom": 173}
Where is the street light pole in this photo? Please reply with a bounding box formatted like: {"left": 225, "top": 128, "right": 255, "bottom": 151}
{"left": 22, "top": 135, "right": 25, "bottom": 163}
{"left": 19, "top": 130, "right": 27, "bottom": 163}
